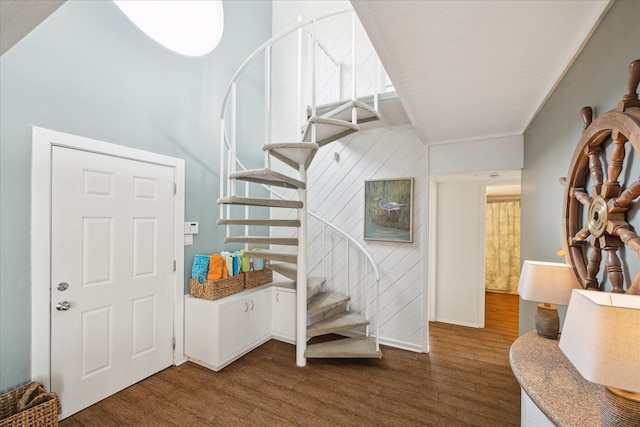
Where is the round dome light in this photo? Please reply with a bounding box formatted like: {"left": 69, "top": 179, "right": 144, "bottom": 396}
{"left": 114, "top": 0, "right": 224, "bottom": 57}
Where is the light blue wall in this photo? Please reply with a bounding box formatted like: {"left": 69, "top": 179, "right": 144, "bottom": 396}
{"left": 520, "top": 0, "right": 640, "bottom": 334}
{"left": 0, "top": 0, "right": 272, "bottom": 392}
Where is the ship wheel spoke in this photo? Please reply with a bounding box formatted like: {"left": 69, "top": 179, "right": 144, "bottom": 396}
{"left": 603, "top": 243, "right": 625, "bottom": 294}
{"left": 584, "top": 238, "right": 602, "bottom": 290}
{"left": 586, "top": 145, "right": 603, "bottom": 195}
{"left": 570, "top": 187, "right": 591, "bottom": 206}
{"left": 607, "top": 219, "right": 640, "bottom": 255}
{"left": 608, "top": 178, "right": 640, "bottom": 212}
{"left": 572, "top": 226, "right": 591, "bottom": 243}
{"left": 602, "top": 132, "right": 628, "bottom": 198}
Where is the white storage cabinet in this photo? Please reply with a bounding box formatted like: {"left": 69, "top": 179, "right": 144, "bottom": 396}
{"left": 185, "top": 286, "right": 271, "bottom": 371}
{"left": 272, "top": 287, "right": 296, "bottom": 343}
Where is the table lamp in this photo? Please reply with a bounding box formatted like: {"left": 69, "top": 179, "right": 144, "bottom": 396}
{"left": 517, "top": 260, "right": 580, "bottom": 339}
{"left": 559, "top": 289, "right": 640, "bottom": 426}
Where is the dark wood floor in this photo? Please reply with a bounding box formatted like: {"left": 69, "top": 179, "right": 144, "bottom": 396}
{"left": 60, "top": 292, "right": 520, "bottom": 426}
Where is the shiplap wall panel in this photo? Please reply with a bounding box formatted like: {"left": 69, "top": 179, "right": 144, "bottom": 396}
{"left": 306, "top": 126, "right": 425, "bottom": 349}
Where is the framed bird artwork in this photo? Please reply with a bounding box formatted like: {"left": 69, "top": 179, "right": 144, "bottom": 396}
{"left": 364, "top": 177, "right": 414, "bottom": 242}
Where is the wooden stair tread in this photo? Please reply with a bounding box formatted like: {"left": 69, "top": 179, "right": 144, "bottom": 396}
{"left": 268, "top": 263, "right": 325, "bottom": 300}
{"left": 224, "top": 236, "right": 298, "bottom": 246}
{"left": 301, "top": 117, "right": 360, "bottom": 147}
{"left": 307, "top": 292, "right": 350, "bottom": 318}
{"left": 307, "top": 311, "right": 369, "bottom": 338}
{"left": 307, "top": 278, "right": 325, "bottom": 301}
{"left": 218, "top": 196, "right": 302, "bottom": 209}
{"left": 305, "top": 337, "right": 382, "bottom": 359}
{"left": 246, "top": 250, "right": 297, "bottom": 264}
{"left": 229, "top": 169, "right": 305, "bottom": 189}
{"left": 217, "top": 219, "right": 301, "bottom": 227}
{"left": 316, "top": 100, "right": 381, "bottom": 125}
{"left": 264, "top": 142, "right": 318, "bottom": 170}
{"left": 308, "top": 93, "right": 396, "bottom": 120}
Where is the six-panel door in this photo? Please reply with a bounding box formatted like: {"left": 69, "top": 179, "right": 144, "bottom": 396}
{"left": 51, "top": 147, "right": 176, "bottom": 419}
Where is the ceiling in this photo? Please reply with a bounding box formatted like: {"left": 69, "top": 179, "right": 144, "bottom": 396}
{"left": 0, "top": 0, "right": 65, "bottom": 55}
{"left": 351, "top": 0, "right": 613, "bottom": 145}
{"left": 1, "top": 0, "right": 612, "bottom": 147}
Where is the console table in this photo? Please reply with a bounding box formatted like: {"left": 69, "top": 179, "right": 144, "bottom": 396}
{"left": 510, "top": 330, "right": 601, "bottom": 426}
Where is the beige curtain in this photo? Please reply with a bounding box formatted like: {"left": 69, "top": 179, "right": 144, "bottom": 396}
{"left": 485, "top": 199, "right": 520, "bottom": 292}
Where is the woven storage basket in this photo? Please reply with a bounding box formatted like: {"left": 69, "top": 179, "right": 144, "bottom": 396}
{"left": 0, "top": 382, "right": 60, "bottom": 427}
{"left": 189, "top": 274, "right": 244, "bottom": 301}
{"left": 244, "top": 268, "right": 273, "bottom": 289}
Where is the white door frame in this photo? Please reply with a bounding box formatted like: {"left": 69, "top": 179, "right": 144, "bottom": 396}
{"left": 31, "top": 126, "right": 186, "bottom": 390}
{"left": 428, "top": 175, "right": 438, "bottom": 323}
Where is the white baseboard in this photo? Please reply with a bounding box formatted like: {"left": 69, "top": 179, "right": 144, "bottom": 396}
{"left": 335, "top": 330, "right": 425, "bottom": 353}
{"left": 378, "top": 336, "right": 423, "bottom": 353}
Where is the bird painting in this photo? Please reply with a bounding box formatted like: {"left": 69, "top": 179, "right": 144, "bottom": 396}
{"left": 365, "top": 178, "right": 413, "bottom": 242}
{"left": 374, "top": 196, "right": 406, "bottom": 222}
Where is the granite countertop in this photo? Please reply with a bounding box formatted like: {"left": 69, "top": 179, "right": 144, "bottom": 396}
{"left": 510, "top": 330, "right": 602, "bottom": 427}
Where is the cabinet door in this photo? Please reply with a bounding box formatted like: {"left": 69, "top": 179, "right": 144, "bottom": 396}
{"left": 184, "top": 297, "right": 220, "bottom": 367}
{"left": 219, "top": 298, "right": 251, "bottom": 362}
{"left": 273, "top": 288, "right": 296, "bottom": 342}
{"left": 249, "top": 289, "right": 271, "bottom": 344}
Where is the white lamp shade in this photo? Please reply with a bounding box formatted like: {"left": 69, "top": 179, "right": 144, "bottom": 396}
{"left": 559, "top": 289, "right": 640, "bottom": 393}
{"left": 517, "top": 261, "right": 580, "bottom": 305}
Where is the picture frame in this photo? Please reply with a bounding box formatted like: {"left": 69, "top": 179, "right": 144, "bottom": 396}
{"left": 364, "top": 177, "right": 414, "bottom": 242}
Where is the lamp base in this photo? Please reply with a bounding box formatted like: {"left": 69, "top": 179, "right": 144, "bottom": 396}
{"left": 534, "top": 304, "right": 559, "bottom": 339}
{"left": 602, "top": 387, "right": 640, "bottom": 427}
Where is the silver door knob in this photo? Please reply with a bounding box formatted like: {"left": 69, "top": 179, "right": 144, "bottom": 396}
{"left": 56, "top": 301, "right": 71, "bottom": 311}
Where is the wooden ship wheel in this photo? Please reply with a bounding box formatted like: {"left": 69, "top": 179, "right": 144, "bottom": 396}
{"left": 562, "top": 59, "right": 640, "bottom": 295}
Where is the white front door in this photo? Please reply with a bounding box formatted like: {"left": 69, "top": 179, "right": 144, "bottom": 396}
{"left": 51, "top": 146, "right": 175, "bottom": 419}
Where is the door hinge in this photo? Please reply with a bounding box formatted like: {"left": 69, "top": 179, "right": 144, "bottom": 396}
{"left": 172, "top": 337, "right": 176, "bottom": 350}
{"left": 173, "top": 260, "right": 176, "bottom": 272}
{"left": 173, "top": 183, "right": 177, "bottom": 195}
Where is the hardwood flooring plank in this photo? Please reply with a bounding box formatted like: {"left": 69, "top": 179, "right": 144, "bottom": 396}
{"left": 275, "top": 401, "right": 324, "bottom": 426}
{"left": 243, "top": 407, "right": 297, "bottom": 426}
{"left": 138, "top": 392, "right": 203, "bottom": 426}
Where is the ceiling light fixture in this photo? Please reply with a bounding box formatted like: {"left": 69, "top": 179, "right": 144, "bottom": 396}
{"left": 113, "top": 0, "right": 224, "bottom": 57}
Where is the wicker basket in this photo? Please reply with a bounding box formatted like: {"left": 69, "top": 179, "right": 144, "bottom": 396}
{"left": 189, "top": 274, "right": 244, "bottom": 301}
{"left": 244, "top": 268, "right": 273, "bottom": 289}
{"left": 0, "top": 382, "right": 60, "bottom": 427}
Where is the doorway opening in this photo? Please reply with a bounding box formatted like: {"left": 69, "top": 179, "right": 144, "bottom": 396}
{"left": 428, "top": 171, "right": 520, "bottom": 336}
{"left": 484, "top": 177, "right": 521, "bottom": 336}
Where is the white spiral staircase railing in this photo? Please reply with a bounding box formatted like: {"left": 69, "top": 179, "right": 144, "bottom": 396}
{"left": 218, "top": 9, "right": 385, "bottom": 366}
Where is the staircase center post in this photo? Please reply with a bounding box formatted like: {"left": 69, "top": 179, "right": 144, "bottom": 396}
{"left": 296, "top": 165, "right": 308, "bottom": 367}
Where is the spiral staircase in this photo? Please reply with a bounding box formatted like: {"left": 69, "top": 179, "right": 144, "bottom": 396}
{"left": 217, "top": 10, "right": 384, "bottom": 367}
